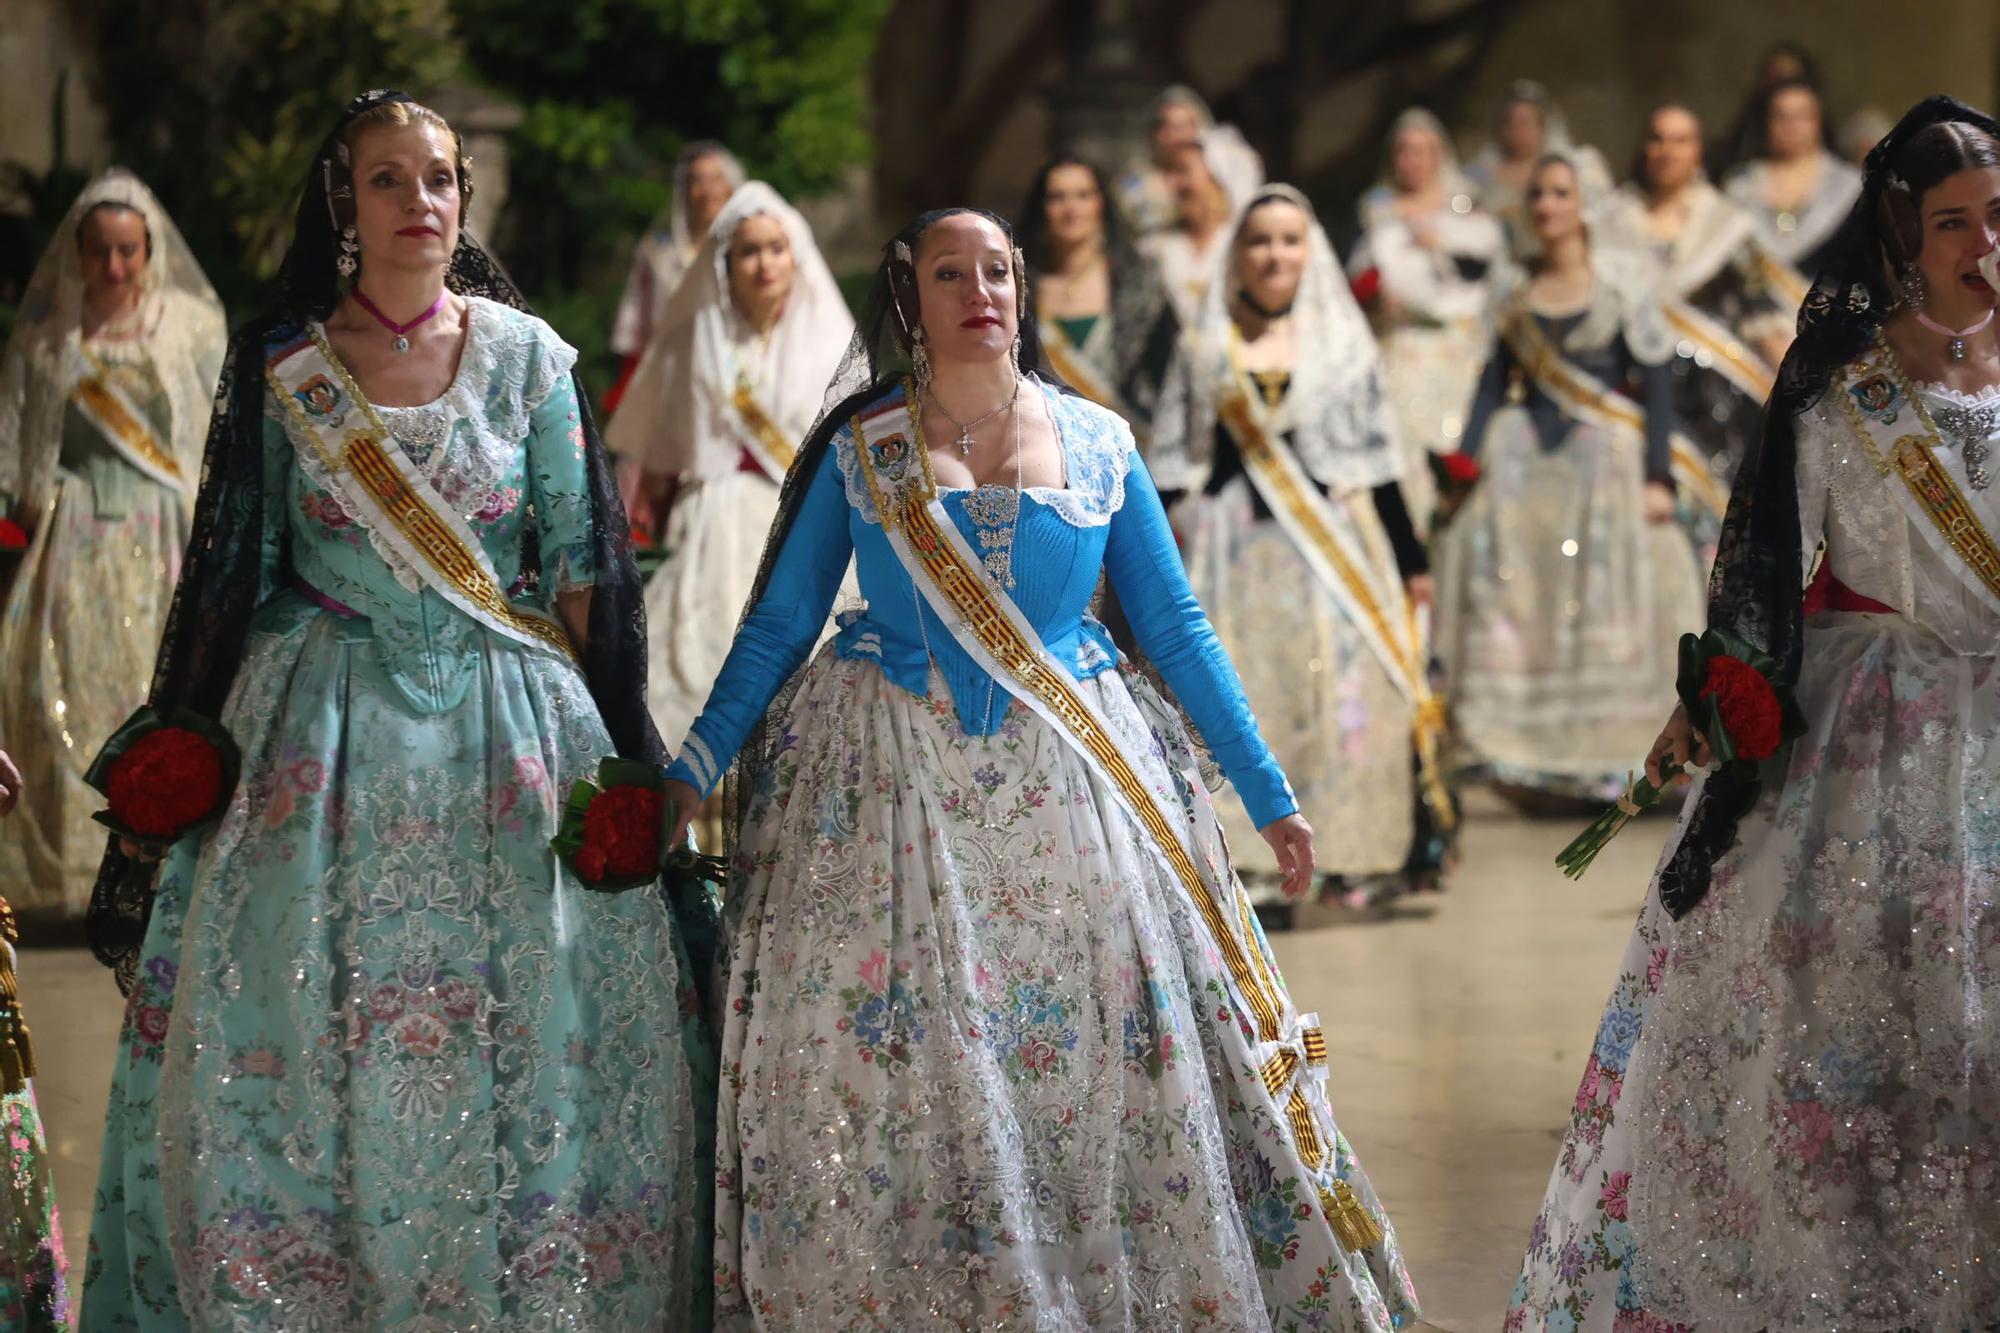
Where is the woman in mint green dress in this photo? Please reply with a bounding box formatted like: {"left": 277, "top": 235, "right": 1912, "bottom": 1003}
{"left": 81, "top": 92, "right": 715, "bottom": 1330}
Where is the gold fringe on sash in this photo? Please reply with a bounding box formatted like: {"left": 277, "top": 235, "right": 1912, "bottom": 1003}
{"left": 0, "top": 903, "right": 37, "bottom": 1096}
{"left": 1322, "top": 1179, "right": 1385, "bottom": 1253}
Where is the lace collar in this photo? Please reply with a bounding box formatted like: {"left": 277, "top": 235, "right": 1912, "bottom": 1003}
{"left": 835, "top": 381, "right": 1132, "bottom": 530}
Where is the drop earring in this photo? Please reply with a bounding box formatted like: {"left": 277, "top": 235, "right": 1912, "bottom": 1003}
{"left": 911, "top": 330, "right": 933, "bottom": 390}
{"left": 337, "top": 225, "right": 360, "bottom": 279}
{"left": 1901, "top": 260, "right": 1927, "bottom": 312}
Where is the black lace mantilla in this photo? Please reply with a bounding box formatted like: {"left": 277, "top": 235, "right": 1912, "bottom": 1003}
{"left": 1657, "top": 94, "right": 2000, "bottom": 918}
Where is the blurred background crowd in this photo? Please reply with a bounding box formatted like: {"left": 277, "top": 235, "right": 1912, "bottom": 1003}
{"left": 5, "top": 0, "right": 1995, "bottom": 401}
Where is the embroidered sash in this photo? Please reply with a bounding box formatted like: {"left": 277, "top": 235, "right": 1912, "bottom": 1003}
{"left": 62, "top": 339, "right": 188, "bottom": 493}
{"left": 1662, "top": 298, "right": 1777, "bottom": 404}
{"left": 850, "top": 384, "right": 1377, "bottom": 1248}
{"left": 1837, "top": 339, "right": 2000, "bottom": 618}
{"left": 1215, "top": 341, "right": 1454, "bottom": 830}
{"left": 1040, "top": 320, "right": 1150, "bottom": 449}
{"left": 1502, "top": 307, "right": 1729, "bottom": 523}
{"left": 729, "top": 375, "right": 797, "bottom": 481}
{"left": 266, "top": 327, "right": 579, "bottom": 663}
{"left": 1754, "top": 247, "right": 1809, "bottom": 312}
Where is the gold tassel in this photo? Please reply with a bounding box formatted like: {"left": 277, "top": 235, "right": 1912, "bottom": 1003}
{"left": 1321, "top": 1179, "right": 1384, "bottom": 1254}
{"left": 0, "top": 901, "right": 34, "bottom": 1096}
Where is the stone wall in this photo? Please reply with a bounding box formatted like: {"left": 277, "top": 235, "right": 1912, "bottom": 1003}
{"left": 0, "top": 0, "right": 109, "bottom": 199}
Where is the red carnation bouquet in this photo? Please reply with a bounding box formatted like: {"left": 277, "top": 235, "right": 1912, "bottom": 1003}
{"left": 1555, "top": 628, "right": 1805, "bottom": 879}
{"left": 1429, "top": 451, "right": 1482, "bottom": 525}
{"left": 550, "top": 757, "right": 670, "bottom": 890}
{"left": 86, "top": 707, "right": 242, "bottom": 854}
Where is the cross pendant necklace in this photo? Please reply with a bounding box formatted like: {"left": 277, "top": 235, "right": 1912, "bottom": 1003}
{"left": 931, "top": 379, "right": 1022, "bottom": 456}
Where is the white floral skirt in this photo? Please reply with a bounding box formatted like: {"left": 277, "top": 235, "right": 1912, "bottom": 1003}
{"left": 1179, "top": 479, "right": 1416, "bottom": 879}
{"left": 644, "top": 471, "right": 782, "bottom": 751}
{"left": 1435, "top": 410, "right": 1706, "bottom": 799}
{"left": 715, "top": 647, "right": 1420, "bottom": 1331}
{"left": 0, "top": 468, "right": 186, "bottom": 914}
{"left": 1509, "top": 613, "right": 2000, "bottom": 1330}
{"left": 1380, "top": 319, "right": 1484, "bottom": 534}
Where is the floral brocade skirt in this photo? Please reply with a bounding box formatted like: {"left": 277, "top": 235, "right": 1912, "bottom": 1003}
{"left": 1379, "top": 319, "right": 1485, "bottom": 535}
{"left": 0, "top": 468, "right": 187, "bottom": 916}
{"left": 1435, "top": 410, "right": 1707, "bottom": 801}
{"left": 0, "top": 939, "right": 66, "bottom": 1331}
{"left": 645, "top": 470, "right": 782, "bottom": 752}
{"left": 83, "top": 596, "right": 705, "bottom": 1330}
{"left": 1179, "top": 480, "right": 1417, "bottom": 881}
{"left": 1510, "top": 613, "right": 2000, "bottom": 1330}
{"left": 716, "top": 647, "right": 1419, "bottom": 1331}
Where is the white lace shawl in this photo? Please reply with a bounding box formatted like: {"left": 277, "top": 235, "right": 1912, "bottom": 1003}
{"left": 1151, "top": 184, "right": 1404, "bottom": 495}
{"left": 1484, "top": 248, "right": 1677, "bottom": 367}
{"left": 1722, "top": 151, "right": 1864, "bottom": 267}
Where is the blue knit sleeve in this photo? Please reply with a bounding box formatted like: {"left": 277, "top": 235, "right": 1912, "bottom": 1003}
{"left": 1103, "top": 448, "right": 1299, "bottom": 828}
{"left": 664, "top": 445, "right": 853, "bottom": 795}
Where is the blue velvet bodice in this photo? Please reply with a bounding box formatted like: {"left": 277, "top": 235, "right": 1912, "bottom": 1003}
{"left": 665, "top": 383, "right": 1296, "bottom": 829}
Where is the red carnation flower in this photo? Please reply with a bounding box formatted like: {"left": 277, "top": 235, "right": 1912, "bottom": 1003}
{"left": 105, "top": 727, "right": 225, "bottom": 837}
{"left": 1349, "top": 267, "right": 1382, "bottom": 307}
{"left": 575, "top": 784, "right": 665, "bottom": 883}
{"left": 1699, "top": 654, "right": 1784, "bottom": 760}
{"left": 1440, "top": 452, "right": 1482, "bottom": 486}
{"left": 0, "top": 517, "right": 27, "bottom": 550}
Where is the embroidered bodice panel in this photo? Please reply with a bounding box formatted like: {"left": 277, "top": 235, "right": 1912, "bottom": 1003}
{"left": 666, "top": 385, "right": 1297, "bottom": 828}
{"left": 1800, "top": 370, "right": 2000, "bottom": 652}
{"left": 261, "top": 297, "right": 593, "bottom": 712}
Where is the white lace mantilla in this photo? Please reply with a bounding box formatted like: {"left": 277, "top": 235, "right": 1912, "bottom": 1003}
{"left": 834, "top": 382, "right": 1133, "bottom": 529}
{"left": 270, "top": 297, "right": 579, "bottom": 593}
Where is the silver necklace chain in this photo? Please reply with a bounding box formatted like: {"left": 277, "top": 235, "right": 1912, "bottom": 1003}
{"left": 930, "top": 377, "right": 1022, "bottom": 456}
{"left": 908, "top": 383, "right": 1029, "bottom": 728}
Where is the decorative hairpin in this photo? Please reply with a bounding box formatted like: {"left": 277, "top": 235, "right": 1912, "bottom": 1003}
{"left": 1846, "top": 283, "right": 1872, "bottom": 314}
{"left": 893, "top": 240, "right": 913, "bottom": 266}
{"left": 321, "top": 160, "right": 342, "bottom": 231}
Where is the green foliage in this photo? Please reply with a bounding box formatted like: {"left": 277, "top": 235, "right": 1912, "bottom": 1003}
{"left": 76, "top": 0, "right": 463, "bottom": 311}
{"left": 457, "top": 0, "right": 890, "bottom": 394}
{"left": 15, "top": 0, "right": 885, "bottom": 402}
